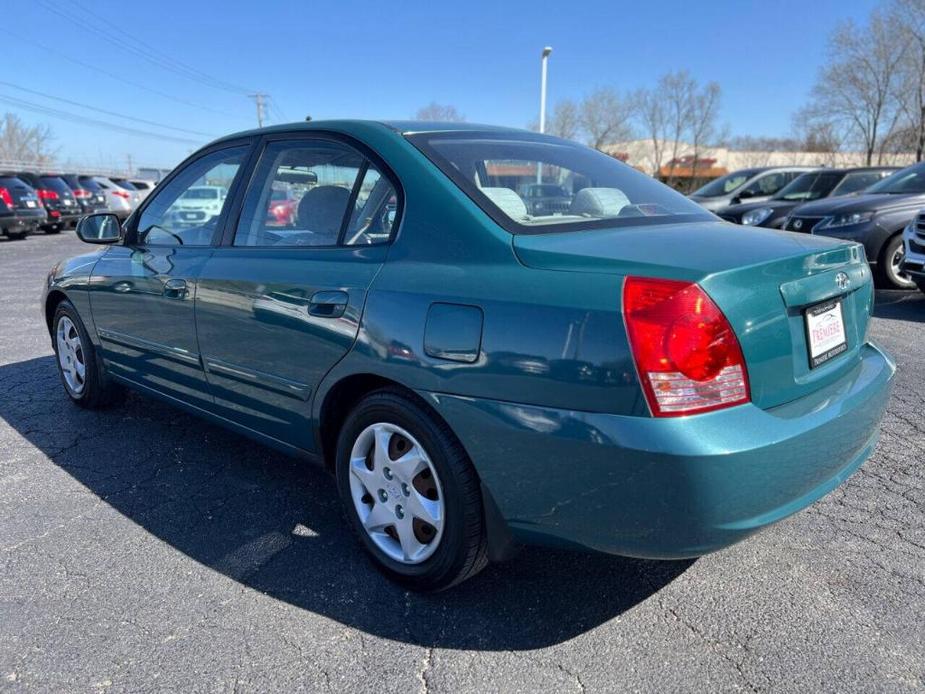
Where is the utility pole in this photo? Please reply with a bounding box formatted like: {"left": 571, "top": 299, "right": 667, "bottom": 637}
{"left": 249, "top": 93, "right": 268, "bottom": 127}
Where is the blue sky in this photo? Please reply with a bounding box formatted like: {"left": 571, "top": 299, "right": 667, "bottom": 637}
{"left": 6, "top": 0, "right": 881, "bottom": 170}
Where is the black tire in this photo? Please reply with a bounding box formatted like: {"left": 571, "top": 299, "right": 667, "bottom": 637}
{"left": 875, "top": 234, "right": 916, "bottom": 289}
{"left": 52, "top": 300, "right": 124, "bottom": 409}
{"left": 335, "top": 389, "right": 488, "bottom": 591}
{"left": 44, "top": 227, "right": 62, "bottom": 235}
{"left": 5, "top": 231, "right": 28, "bottom": 241}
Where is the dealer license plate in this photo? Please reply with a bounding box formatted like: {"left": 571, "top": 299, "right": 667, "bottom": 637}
{"left": 805, "top": 298, "right": 848, "bottom": 368}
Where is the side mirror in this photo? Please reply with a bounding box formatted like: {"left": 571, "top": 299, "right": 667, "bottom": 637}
{"left": 76, "top": 213, "right": 122, "bottom": 244}
{"left": 737, "top": 189, "right": 757, "bottom": 200}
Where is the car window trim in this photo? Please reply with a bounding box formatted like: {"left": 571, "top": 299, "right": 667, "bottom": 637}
{"left": 124, "top": 137, "right": 259, "bottom": 249}
{"left": 218, "top": 129, "right": 404, "bottom": 250}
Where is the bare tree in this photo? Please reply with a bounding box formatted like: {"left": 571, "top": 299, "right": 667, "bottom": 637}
{"left": 580, "top": 88, "right": 634, "bottom": 151}
{"left": 807, "top": 12, "right": 906, "bottom": 165}
{"left": 891, "top": 0, "right": 925, "bottom": 160}
{"left": 546, "top": 99, "right": 581, "bottom": 140}
{"left": 792, "top": 106, "right": 843, "bottom": 166}
{"left": 414, "top": 102, "right": 465, "bottom": 122}
{"left": 630, "top": 87, "right": 667, "bottom": 176}
{"left": 687, "top": 81, "right": 722, "bottom": 184}
{"left": 659, "top": 71, "right": 695, "bottom": 186}
{"left": 0, "top": 113, "right": 56, "bottom": 164}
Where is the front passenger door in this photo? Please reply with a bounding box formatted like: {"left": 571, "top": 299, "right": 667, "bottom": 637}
{"left": 89, "top": 144, "right": 250, "bottom": 408}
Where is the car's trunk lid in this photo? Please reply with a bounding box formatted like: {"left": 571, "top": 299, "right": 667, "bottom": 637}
{"left": 513, "top": 221, "right": 873, "bottom": 410}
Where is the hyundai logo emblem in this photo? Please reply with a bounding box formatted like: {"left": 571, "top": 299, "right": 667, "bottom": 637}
{"left": 835, "top": 271, "right": 850, "bottom": 290}
{"left": 794, "top": 219, "right": 803, "bottom": 230}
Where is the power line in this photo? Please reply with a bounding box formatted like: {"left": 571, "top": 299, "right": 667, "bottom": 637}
{"left": 1, "top": 28, "right": 234, "bottom": 117}
{"left": 0, "top": 94, "right": 206, "bottom": 146}
{"left": 0, "top": 80, "right": 217, "bottom": 138}
{"left": 38, "top": 0, "right": 254, "bottom": 96}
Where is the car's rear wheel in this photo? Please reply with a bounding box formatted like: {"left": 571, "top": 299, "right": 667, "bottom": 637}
{"left": 44, "top": 227, "right": 62, "bottom": 234}
{"left": 52, "top": 300, "right": 123, "bottom": 408}
{"left": 877, "top": 235, "right": 916, "bottom": 289}
{"left": 4, "top": 231, "right": 27, "bottom": 240}
{"left": 335, "top": 389, "right": 488, "bottom": 591}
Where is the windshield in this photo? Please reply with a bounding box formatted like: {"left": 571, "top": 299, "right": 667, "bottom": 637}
{"left": 691, "top": 169, "right": 761, "bottom": 198}
{"left": 408, "top": 131, "right": 712, "bottom": 233}
{"left": 772, "top": 172, "right": 840, "bottom": 201}
{"left": 866, "top": 163, "right": 925, "bottom": 194}
{"left": 182, "top": 187, "right": 219, "bottom": 200}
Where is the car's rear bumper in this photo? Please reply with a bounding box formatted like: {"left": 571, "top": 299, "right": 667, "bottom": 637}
{"left": 422, "top": 341, "right": 895, "bottom": 559}
{"left": 1, "top": 211, "right": 45, "bottom": 235}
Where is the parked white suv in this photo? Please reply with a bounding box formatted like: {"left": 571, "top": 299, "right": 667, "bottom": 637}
{"left": 902, "top": 211, "right": 925, "bottom": 293}
{"left": 167, "top": 185, "right": 228, "bottom": 227}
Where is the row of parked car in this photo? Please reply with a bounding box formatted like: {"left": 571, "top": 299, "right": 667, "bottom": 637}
{"left": 687, "top": 162, "right": 925, "bottom": 290}
{"left": 0, "top": 172, "right": 155, "bottom": 240}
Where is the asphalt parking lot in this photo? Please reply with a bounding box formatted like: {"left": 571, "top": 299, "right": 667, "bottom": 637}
{"left": 0, "top": 233, "right": 923, "bottom": 693}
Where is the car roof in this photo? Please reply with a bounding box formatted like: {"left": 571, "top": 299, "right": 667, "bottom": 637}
{"left": 213, "top": 119, "right": 527, "bottom": 145}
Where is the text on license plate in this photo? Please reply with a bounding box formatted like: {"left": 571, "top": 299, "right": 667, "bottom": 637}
{"left": 25, "top": 200, "right": 36, "bottom": 207}
{"left": 805, "top": 298, "right": 847, "bottom": 368}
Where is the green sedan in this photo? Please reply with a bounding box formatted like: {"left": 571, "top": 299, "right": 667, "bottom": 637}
{"left": 43, "top": 121, "right": 895, "bottom": 590}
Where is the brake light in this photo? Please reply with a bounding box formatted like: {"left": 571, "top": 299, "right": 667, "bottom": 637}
{"left": 0, "top": 187, "right": 12, "bottom": 207}
{"left": 73, "top": 188, "right": 92, "bottom": 198}
{"left": 623, "top": 276, "right": 750, "bottom": 417}
{"left": 37, "top": 188, "right": 59, "bottom": 200}
{"left": 112, "top": 190, "right": 130, "bottom": 199}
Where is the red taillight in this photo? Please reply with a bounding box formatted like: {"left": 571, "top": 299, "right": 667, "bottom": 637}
{"left": 73, "top": 188, "right": 92, "bottom": 198}
{"left": 623, "top": 276, "right": 750, "bottom": 417}
{"left": 112, "top": 190, "right": 130, "bottom": 199}
{"left": 37, "top": 188, "right": 59, "bottom": 200}
{"left": 0, "top": 187, "right": 12, "bottom": 207}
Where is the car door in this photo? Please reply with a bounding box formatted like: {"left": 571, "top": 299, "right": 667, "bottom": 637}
{"left": 195, "top": 134, "right": 400, "bottom": 450}
{"left": 89, "top": 143, "right": 252, "bottom": 409}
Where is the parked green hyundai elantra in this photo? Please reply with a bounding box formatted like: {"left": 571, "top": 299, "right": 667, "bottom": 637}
{"left": 43, "top": 121, "right": 895, "bottom": 590}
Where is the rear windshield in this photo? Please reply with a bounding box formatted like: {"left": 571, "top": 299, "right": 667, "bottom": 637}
{"left": 112, "top": 180, "right": 137, "bottom": 190}
{"left": 39, "top": 176, "right": 72, "bottom": 194}
{"left": 867, "top": 162, "right": 925, "bottom": 194}
{"left": 0, "top": 176, "right": 30, "bottom": 189}
{"left": 408, "top": 131, "right": 712, "bottom": 233}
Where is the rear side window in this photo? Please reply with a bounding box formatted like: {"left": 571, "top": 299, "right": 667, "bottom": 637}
{"left": 409, "top": 131, "right": 710, "bottom": 233}
{"left": 234, "top": 138, "right": 398, "bottom": 247}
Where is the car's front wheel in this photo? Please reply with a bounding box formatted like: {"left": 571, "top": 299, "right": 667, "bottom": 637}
{"left": 52, "top": 300, "right": 123, "bottom": 408}
{"left": 877, "top": 235, "right": 916, "bottom": 289}
{"left": 335, "top": 389, "right": 488, "bottom": 591}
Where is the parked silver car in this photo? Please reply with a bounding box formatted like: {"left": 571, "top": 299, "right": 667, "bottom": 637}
{"left": 82, "top": 176, "right": 133, "bottom": 220}
{"left": 129, "top": 179, "right": 156, "bottom": 201}
{"left": 689, "top": 166, "right": 817, "bottom": 211}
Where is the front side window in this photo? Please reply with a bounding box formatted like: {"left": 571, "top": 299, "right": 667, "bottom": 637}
{"left": 409, "top": 132, "right": 711, "bottom": 233}
{"left": 234, "top": 138, "right": 398, "bottom": 247}
{"left": 135, "top": 145, "right": 247, "bottom": 246}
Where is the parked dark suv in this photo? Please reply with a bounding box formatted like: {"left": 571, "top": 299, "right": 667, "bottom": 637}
{"left": 717, "top": 167, "right": 896, "bottom": 228}
{"left": 0, "top": 175, "right": 46, "bottom": 240}
{"left": 60, "top": 174, "right": 108, "bottom": 215}
{"left": 15, "top": 172, "right": 81, "bottom": 233}
{"left": 782, "top": 162, "right": 925, "bottom": 288}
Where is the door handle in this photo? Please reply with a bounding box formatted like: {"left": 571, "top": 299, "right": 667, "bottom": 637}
{"left": 163, "top": 278, "right": 189, "bottom": 300}
{"left": 308, "top": 290, "right": 348, "bottom": 318}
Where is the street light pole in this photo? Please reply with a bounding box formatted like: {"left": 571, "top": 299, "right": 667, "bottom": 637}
{"left": 539, "top": 46, "right": 552, "bottom": 134}
{"left": 538, "top": 46, "right": 552, "bottom": 183}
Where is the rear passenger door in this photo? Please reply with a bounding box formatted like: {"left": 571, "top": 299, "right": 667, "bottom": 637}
{"left": 195, "top": 133, "right": 400, "bottom": 450}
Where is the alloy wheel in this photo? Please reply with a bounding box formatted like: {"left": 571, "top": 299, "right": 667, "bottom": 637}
{"left": 56, "top": 316, "right": 86, "bottom": 395}
{"left": 890, "top": 243, "right": 915, "bottom": 288}
{"left": 348, "top": 422, "right": 445, "bottom": 564}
